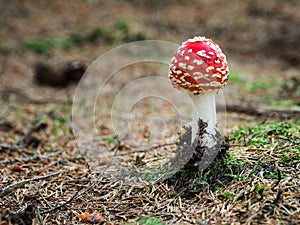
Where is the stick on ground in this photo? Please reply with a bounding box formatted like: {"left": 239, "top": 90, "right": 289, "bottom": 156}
{"left": 0, "top": 171, "right": 61, "bottom": 197}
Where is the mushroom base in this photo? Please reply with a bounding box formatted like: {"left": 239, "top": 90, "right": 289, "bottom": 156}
{"left": 160, "top": 119, "right": 229, "bottom": 192}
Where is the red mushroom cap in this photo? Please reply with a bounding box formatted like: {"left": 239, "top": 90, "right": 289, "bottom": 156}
{"left": 169, "top": 36, "right": 229, "bottom": 94}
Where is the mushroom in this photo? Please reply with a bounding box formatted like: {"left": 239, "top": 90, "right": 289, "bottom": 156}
{"left": 168, "top": 36, "right": 229, "bottom": 147}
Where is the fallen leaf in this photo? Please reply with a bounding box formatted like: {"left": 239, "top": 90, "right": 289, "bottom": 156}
{"left": 10, "top": 162, "right": 27, "bottom": 172}
{"left": 78, "top": 211, "right": 90, "bottom": 220}
{"left": 118, "top": 142, "right": 130, "bottom": 151}
{"left": 78, "top": 211, "right": 104, "bottom": 224}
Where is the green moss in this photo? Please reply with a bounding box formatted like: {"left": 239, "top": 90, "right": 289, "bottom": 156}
{"left": 230, "top": 122, "right": 300, "bottom": 147}
{"left": 69, "top": 32, "right": 86, "bottom": 46}
{"left": 115, "top": 21, "right": 129, "bottom": 33}
{"left": 254, "top": 184, "right": 268, "bottom": 198}
{"left": 201, "top": 152, "right": 247, "bottom": 190}
{"left": 52, "top": 38, "right": 73, "bottom": 50}
{"left": 228, "top": 69, "right": 244, "bottom": 84}
{"left": 126, "top": 217, "right": 166, "bottom": 225}
{"left": 247, "top": 80, "right": 278, "bottom": 92}
{"left": 230, "top": 122, "right": 299, "bottom": 179}
{"left": 24, "top": 39, "right": 54, "bottom": 54}
{"left": 0, "top": 40, "right": 13, "bottom": 53}
{"left": 7, "top": 131, "right": 15, "bottom": 138}
{"left": 32, "top": 114, "right": 48, "bottom": 125}
{"left": 268, "top": 98, "right": 296, "bottom": 107}
{"left": 167, "top": 122, "right": 299, "bottom": 193}
{"left": 164, "top": 151, "right": 247, "bottom": 195}
{"left": 16, "top": 109, "right": 26, "bottom": 122}
{"left": 222, "top": 191, "right": 235, "bottom": 200}
{"left": 86, "top": 28, "right": 109, "bottom": 43}
{"left": 23, "top": 37, "right": 74, "bottom": 54}
{"left": 2, "top": 21, "right": 147, "bottom": 54}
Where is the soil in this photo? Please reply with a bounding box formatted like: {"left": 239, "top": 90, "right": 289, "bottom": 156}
{"left": 0, "top": 1, "right": 299, "bottom": 224}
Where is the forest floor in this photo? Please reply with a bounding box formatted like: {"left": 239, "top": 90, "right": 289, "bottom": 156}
{"left": 0, "top": 1, "right": 299, "bottom": 224}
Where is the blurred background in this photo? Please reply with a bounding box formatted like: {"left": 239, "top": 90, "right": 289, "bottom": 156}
{"left": 1, "top": 2, "right": 299, "bottom": 224}
{"left": 0, "top": 0, "right": 299, "bottom": 112}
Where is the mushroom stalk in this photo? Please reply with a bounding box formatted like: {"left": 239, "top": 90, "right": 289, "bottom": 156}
{"left": 191, "top": 92, "right": 216, "bottom": 147}
{"left": 168, "top": 36, "right": 229, "bottom": 148}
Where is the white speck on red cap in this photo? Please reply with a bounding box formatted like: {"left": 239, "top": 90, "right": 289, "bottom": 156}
{"left": 169, "top": 36, "right": 229, "bottom": 94}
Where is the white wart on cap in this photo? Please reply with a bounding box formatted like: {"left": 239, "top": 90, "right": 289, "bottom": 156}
{"left": 169, "top": 36, "right": 229, "bottom": 95}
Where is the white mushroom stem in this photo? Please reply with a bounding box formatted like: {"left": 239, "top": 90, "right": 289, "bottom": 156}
{"left": 191, "top": 91, "right": 217, "bottom": 147}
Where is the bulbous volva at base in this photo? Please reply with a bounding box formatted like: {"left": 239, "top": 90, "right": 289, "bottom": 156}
{"left": 109, "top": 119, "right": 229, "bottom": 186}
{"left": 160, "top": 119, "right": 229, "bottom": 193}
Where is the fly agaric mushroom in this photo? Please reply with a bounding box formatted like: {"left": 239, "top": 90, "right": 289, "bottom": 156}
{"left": 169, "top": 36, "right": 229, "bottom": 147}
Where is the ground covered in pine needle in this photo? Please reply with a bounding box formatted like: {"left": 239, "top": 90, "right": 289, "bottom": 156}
{"left": 0, "top": 1, "right": 299, "bottom": 224}
{"left": 0, "top": 112, "right": 299, "bottom": 224}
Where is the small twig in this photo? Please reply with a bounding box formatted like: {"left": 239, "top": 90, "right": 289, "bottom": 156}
{"left": 99, "top": 134, "right": 119, "bottom": 140}
{"left": 41, "top": 187, "right": 82, "bottom": 214}
{"left": 0, "top": 171, "right": 61, "bottom": 197}
{"left": 218, "top": 103, "right": 300, "bottom": 118}
{"left": 37, "top": 207, "right": 43, "bottom": 223}
{"left": 0, "top": 88, "right": 69, "bottom": 105}
{"left": 0, "top": 144, "right": 32, "bottom": 155}
{"left": 76, "top": 138, "right": 121, "bottom": 194}
{"left": 273, "top": 189, "right": 283, "bottom": 206}
{"left": 0, "top": 149, "right": 64, "bottom": 164}
{"left": 0, "top": 105, "right": 14, "bottom": 120}
{"left": 41, "top": 138, "right": 121, "bottom": 214}
{"left": 117, "top": 142, "right": 175, "bottom": 156}
{"left": 20, "top": 121, "right": 48, "bottom": 147}
{"left": 271, "top": 169, "right": 282, "bottom": 191}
